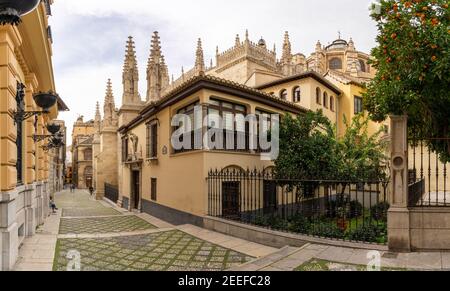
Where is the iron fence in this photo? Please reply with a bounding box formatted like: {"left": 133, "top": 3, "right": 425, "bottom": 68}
{"left": 409, "top": 138, "right": 450, "bottom": 207}
{"left": 207, "top": 169, "right": 389, "bottom": 244}
{"left": 105, "top": 183, "right": 119, "bottom": 203}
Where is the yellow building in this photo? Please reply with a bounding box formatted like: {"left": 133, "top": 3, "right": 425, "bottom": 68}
{"left": 118, "top": 74, "right": 305, "bottom": 223}
{"left": 92, "top": 31, "right": 382, "bottom": 228}
{"left": 0, "top": 0, "right": 65, "bottom": 270}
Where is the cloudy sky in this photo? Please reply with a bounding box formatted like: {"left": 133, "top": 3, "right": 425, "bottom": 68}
{"left": 50, "top": 0, "right": 379, "bottom": 143}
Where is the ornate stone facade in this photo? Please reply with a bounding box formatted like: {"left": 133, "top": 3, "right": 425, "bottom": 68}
{"left": 91, "top": 30, "right": 378, "bottom": 217}
{"left": 71, "top": 116, "right": 95, "bottom": 189}
{"left": 93, "top": 80, "right": 119, "bottom": 200}
{"left": 0, "top": 1, "right": 65, "bottom": 270}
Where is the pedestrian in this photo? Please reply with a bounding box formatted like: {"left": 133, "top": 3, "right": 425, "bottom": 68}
{"left": 49, "top": 197, "right": 58, "bottom": 214}
{"left": 89, "top": 186, "right": 94, "bottom": 197}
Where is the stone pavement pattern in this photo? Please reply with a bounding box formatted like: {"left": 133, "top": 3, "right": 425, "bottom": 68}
{"left": 19, "top": 189, "right": 450, "bottom": 271}
{"left": 233, "top": 243, "right": 450, "bottom": 271}
{"left": 59, "top": 215, "right": 156, "bottom": 234}
{"left": 54, "top": 231, "right": 252, "bottom": 271}
{"left": 14, "top": 189, "right": 275, "bottom": 271}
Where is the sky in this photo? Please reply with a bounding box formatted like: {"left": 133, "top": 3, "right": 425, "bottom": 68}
{"left": 50, "top": 0, "right": 379, "bottom": 144}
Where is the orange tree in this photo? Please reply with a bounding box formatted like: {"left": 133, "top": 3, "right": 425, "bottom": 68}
{"left": 364, "top": 0, "right": 450, "bottom": 160}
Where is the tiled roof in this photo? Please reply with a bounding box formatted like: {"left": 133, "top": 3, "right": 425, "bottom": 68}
{"left": 254, "top": 70, "right": 342, "bottom": 95}
{"left": 141, "top": 72, "right": 308, "bottom": 115}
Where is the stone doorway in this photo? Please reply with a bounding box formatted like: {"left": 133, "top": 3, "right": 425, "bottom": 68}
{"left": 131, "top": 170, "right": 141, "bottom": 211}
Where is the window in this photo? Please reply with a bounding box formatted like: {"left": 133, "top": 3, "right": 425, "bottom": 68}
{"left": 146, "top": 123, "right": 158, "bottom": 159}
{"left": 359, "top": 60, "right": 366, "bottom": 72}
{"left": 316, "top": 88, "right": 321, "bottom": 104}
{"left": 16, "top": 82, "right": 25, "bottom": 185}
{"left": 174, "top": 101, "right": 201, "bottom": 153}
{"left": 323, "top": 92, "right": 328, "bottom": 108}
{"left": 151, "top": 178, "right": 157, "bottom": 201}
{"left": 83, "top": 149, "right": 92, "bottom": 161}
{"left": 43, "top": 0, "right": 52, "bottom": 15}
{"left": 329, "top": 58, "right": 342, "bottom": 70}
{"left": 354, "top": 96, "right": 364, "bottom": 114}
{"left": 279, "top": 89, "right": 288, "bottom": 101}
{"left": 330, "top": 96, "right": 335, "bottom": 112}
{"left": 207, "top": 99, "right": 248, "bottom": 152}
{"left": 293, "top": 87, "right": 301, "bottom": 103}
{"left": 122, "top": 136, "right": 128, "bottom": 162}
{"left": 255, "top": 109, "right": 274, "bottom": 153}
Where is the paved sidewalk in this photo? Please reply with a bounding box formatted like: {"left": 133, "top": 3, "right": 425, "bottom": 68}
{"left": 14, "top": 189, "right": 279, "bottom": 271}
{"left": 233, "top": 243, "right": 450, "bottom": 271}
{"left": 177, "top": 225, "right": 277, "bottom": 258}
{"left": 14, "top": 207, "right": 61, "bottom": 271}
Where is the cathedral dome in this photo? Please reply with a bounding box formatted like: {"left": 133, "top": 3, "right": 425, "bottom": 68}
{"left": 325, "top": 38, "right": 348, "bottom": 50}
{"left": 258, "top": 38, "right": 267, "bottom": 47}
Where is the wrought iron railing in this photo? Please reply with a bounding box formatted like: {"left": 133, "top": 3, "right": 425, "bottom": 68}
{"left": 409, "top": 137, "right": 450, "bottom": 206}
{"left": 207, "top": 169, "right": 389, "bottom": 244}
{"left": 105, "top": 183, "right": 119, "bottom": 203}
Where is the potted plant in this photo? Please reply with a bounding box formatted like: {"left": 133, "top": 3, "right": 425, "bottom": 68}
{"left": 336, "top": 206, "right": 348, "bottom": 231}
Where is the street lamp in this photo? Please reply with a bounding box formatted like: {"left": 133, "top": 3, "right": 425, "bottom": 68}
{"left": 13, "top": 82, "right": 59, "bottom": 124}
{"left": 32, "top": 123, "right": 61, "bottom": 142}
{"left": 42, "top": 136, "right": 64, "bottom": 152}
{"left": 47, "top": 123, "right": 61, "bottom": 135}
{"left": 0, "top": 0, "right": 41, "bottom": 25}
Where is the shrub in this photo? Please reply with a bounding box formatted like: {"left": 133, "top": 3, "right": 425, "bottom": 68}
{"left": 371, "top": 202, "right": 390, "bottom": 221}
{"left": 287, "top": 215, "right": 310, "bottom": 234}
{"left": 347, "top": 224, "right": 388, "bottom": 243}
{"left": 347, "top": 225, "right": 379, "bottom": 243}
{"left": 267, "top": 216, "right": 289, "bottom": 230}
{"left": 309, "top": 222, "right": 345, "bottom": 239}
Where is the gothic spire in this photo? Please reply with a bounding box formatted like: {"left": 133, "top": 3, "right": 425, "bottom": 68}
{"left": 103, "top": 79, "right": 118, "bottom": 127}
{"left": 316, "top": 40, "right": 322, "bottom": 51}
{"left": 195, "top": 38, "right": 205, "bottom": 72}
{"left": 105, "top": 79, "right": 115, "bottom": 108}
{"left": 122, "top": 36, "right": 140, "bottom": 106}
{"left": 95, "top": 101, "right": 101, "bottom": 122}
{"left": 235, "top": 34, "right": 241, "bottom": 47}
{"left": 147, "top": 31, "right": 170, "bottom": 102}
{"left": 348, "top": 37, "right": 355, "bottom": 50}
{"left": 282, "top": 31, "right": 292, "bottom": 63}
{"left": 124, "top": 36, "right": 138, "bottom": 72}
{"left": 148, "top": 31, "right": 162, "bottom": 67}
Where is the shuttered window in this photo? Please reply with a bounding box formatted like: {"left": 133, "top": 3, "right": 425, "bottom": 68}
{"left": 151, "top": 178, "right": 157, "bottom": 201}
{"left": 147, "top": 123, "right": 158, "bottom": 159}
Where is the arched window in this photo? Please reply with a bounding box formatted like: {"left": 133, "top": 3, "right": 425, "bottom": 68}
{"left": 280, "top": 89, "right": 288, "bottom": 101}
{"left": 330, "top": 96, "right": 335, "bottom": 112}
{"left": 323, "top": 92, "right": 328, "bottom": 108}
{"left": 359, "top": 60, "right": 366, "bottom": 72}
{"left": 329, "top": 58, "right": 343, "bottom": 70}
{"left": 293, "top": 87, "right": 301, "bottom": 103}
{"left": 316, "top": 88, "right": 321, "bottom": 104}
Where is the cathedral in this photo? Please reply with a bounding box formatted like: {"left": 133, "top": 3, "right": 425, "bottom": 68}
{"left": 95, "top": 30, "right": 374, "bottom": 131}
{"left": 91, "top": 30, "right": 380, "bottom": 219}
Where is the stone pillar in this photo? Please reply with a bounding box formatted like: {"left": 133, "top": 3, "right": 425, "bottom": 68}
{"left": 0, "top": 26, "right": 20, "bottom": 271}
{"left": 95, "top": 128, "right": 118, "bottom": 200}
{"left": 388, "top": 115, "right": 411, "bottom": 252}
